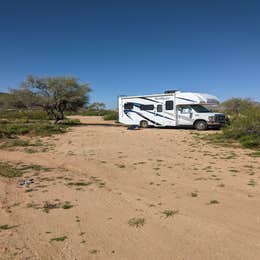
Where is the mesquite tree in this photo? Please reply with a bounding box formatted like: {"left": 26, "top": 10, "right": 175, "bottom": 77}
{"left": 20, "top": 75, "right": 91, "bottom": 123}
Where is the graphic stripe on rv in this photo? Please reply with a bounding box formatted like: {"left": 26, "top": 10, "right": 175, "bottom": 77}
{"left": 124, "top": 110, "right": 161, "bottom": 125}
{"left": 177, "top": 97, "right": 196, "bottom": 102}
{"left": 130, "top": 103, "right": 175, "bottom": 121}
{"left": 140, "top": 97, "right": 160, "bottom": 103}
{"left": 145, "top": 110, "right": 175, "bottom": 121}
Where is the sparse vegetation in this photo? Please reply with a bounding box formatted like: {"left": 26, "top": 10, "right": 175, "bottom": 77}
{"left": 81, "top": 108, "right": 118, "bottom": 121}
{"left": 248, "top": 151, "right": 260, "bottom": 157}
{"left": 209, "top": 200, "right": 219, "bottom": 204}
{"left": 162, "top": 209, "right": 179, "bottom": 218}
{"left": 191, "top": 192, "right": 198, "bottom": 197}
{"left": 0, "top": 162, "right": 24, "bottom": 178}
{"left": 116, "top": 164, "right": 126, "bottom": 168}
{"left": 21, "top": 164, "right": 50, "bottom": 172}
{"left": 42, "top": 202, "right": 60, "bottom": 213}
{"left": 27, "top": 202, "right": 41, "bottom": 209}
{"left": 25, "top": 188, "right": 34, "bottom": 193}
{"left": 60, "top": 118, "right": 81, "bottom": 125}
{"left": 67, "top": 181, "right": 92, "bottom": 186}
{"left": 128, "top": 217, "right": 145, "bottom": 227}
{"left": 103, "top": 110, "right": 118, "bottom": 121}
{"left": 248, "top": 180, "right": 256, "bottom": 186}
{"left": 0, "top": 139, "right": 31, "bottom": 149}
{"left": 0, "top": 224, "right": 15, "bottom": 231}
{"left": 0, "top": 120, "right": 71, "bottom": 139}
{"left": 41, "top": 200, "right": 75, "bottom": 212}
{"left": 89, "top": 249, "right": 99, "bottom": 254}
{"left": 0, "top": 110, "right": 49, "bottom": 121}
{"left": 229, "top": 169, "right": 239, "bottom": 173}
{"left": 61, "top": 201, "right": 73, "bottom": 209}
{"left": 50, "top": 236, "right": 68, "bottom": 242}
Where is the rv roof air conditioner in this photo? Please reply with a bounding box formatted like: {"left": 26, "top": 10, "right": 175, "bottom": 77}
{"left": 164, "top": 90, "right": 178, "bottom": 94}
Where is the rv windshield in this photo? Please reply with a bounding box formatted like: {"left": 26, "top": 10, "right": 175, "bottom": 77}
{"left": 190, "top": 105, "right": 211, "bottom": 113}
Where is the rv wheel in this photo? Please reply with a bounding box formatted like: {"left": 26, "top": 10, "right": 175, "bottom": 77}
{"left": 194, "top": 120, "right": 207, "bottom": 131}
{"left": 140, "top": 120, "right": 148, "bottom": 128}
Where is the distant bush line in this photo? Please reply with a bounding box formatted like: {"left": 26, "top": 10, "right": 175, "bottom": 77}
{"left": 78, "top": 109, "right": 118, "bottom": 121}
{"left": 0, "top": 108, "right": 117, "bottom": 139}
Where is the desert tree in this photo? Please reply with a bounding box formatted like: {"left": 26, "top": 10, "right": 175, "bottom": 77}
{"left": 9, "top": 88, "right": 40, "bottom": 109}
{"left": 21, "top": 75, "right": 91, "bottom": 123}
{"left": 87, "top": 102, "right": 106, "bottom": 111}
{"left": 221, "top": 98, "right": 258, "bottom": 115}
{"left": 0, "top": 92, "right": 13, "bottom": 109}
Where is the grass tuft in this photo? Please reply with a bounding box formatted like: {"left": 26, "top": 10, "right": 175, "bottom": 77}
{"left": 42, "top": 202, "right": 59, "bottom": 213}
{"left": 67, "top": 181, "right": 92, "bottom": 186}
{"left": 128, "top": 217, "right": 145, "bottom": 228}
{"left": 209, "top": 200, "right": 219, "bottom": 204}
{"left": 0, "top": 224, "right": 15, "bottom": 231}
{"left": 0, "top": 162, "right": 24, "bottom": 178}
{"left": 162, "top": 209, "right": 179, "bottom": 218}
{"left": 248, "top": 151, "right": 260, "bottom": 157}
{"left": 50, "top": 236, "right": 67, "bottom": 242}
{"left": 191, "top": 192, "right": 198, "bottom": 197}
{"left": 61, "top": 202, "right": 73, "bottom": 209}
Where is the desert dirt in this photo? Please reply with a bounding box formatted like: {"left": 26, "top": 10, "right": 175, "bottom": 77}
{"left": 0, "top": 116, "right": 260, "bottom": 260}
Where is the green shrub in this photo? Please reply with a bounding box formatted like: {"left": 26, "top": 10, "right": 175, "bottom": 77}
{"left": 59, "top": 119, "right": 81, "bottom": 125}
{"left": 0, "top": 124, "right": 30, "bottom": 137}
{"left": 0, "top": 162, "right": 24, "bottom": 178}
{"left": 80, "top": 109, "right": 118, "bottom": 121}
{"left": 221, "top": 98, "right": 257, "bottom": 114}
{"left": 0, "top": 139, "right": 31, "bottom": 148}
{"left": 222, "top": 106, "right": 260, "bottom": 148}
{"left": 30, "top": 124, "right": 69, "bottom": 136}
{"left": 239, "top": 134, "right": 260, "bottom": 148}
{"left": 81, "top": 109, "right": 109, "bottom": 116}
{"left": 103, "top": 111, "right": 118, "bottom": 121}
{"left": 0, "top": 110, "right": 50, "bottom": 120}
{"left": 0, "top": 123, "right": 69, "bottom": 138}
{"left": 202, "top": 99, "right": 260, "bottom": 149}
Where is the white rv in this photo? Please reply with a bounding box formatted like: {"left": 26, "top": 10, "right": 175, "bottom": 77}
{"left": 118, "top": 90, "right": 226, "bottom": 130}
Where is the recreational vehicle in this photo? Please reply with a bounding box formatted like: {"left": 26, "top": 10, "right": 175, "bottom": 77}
{"left": 118, "top": 90, "right": 226, "bottom": 130}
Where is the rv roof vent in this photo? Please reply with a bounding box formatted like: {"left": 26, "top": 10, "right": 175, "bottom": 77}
{"left": 164, "top": 90, "right": 178, "bottom": 94}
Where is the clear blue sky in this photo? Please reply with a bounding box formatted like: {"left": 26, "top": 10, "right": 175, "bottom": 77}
{"left": 0, "top": 0, "right": 259, "bottom": 108}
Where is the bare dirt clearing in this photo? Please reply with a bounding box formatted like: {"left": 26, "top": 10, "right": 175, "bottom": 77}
{"left": 1, "top": 116, "right": 260, "bottom": 260}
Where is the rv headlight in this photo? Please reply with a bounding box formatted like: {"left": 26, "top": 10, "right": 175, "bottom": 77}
{"left": 208, "top": 116, "right": 215, "bottom": 122}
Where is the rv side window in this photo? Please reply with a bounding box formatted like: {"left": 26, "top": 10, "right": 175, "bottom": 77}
{"left": 165, "top": 101, "right": 173, "bottom": 110}
{"left": 157, "top": 104, "right": 163, "bottom": 112}
{"left": 124, "top": 103, "right": 133, "bottom": 110}
{"left": 180, "top": 106, "right": 192, "bottom": 114}
{"left": 140, "top": 104, "right": 154, "bottom": 110}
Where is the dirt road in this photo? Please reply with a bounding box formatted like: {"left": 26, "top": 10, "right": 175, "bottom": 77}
{"left": 1, "top": 116, "right": 260, "bottom": 260}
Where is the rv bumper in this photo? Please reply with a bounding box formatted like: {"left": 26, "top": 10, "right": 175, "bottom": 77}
{"left": 207, "top": 121, "right": 225, "bottom": 126}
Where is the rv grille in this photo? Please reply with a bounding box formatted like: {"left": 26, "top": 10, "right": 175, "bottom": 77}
{"left": 215, "top": 114, "right": 225, "bottom": 123}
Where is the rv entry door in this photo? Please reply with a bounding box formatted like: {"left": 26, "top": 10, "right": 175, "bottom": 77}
{"left": 155, "top": 103, "right": 166, "bottom": 126}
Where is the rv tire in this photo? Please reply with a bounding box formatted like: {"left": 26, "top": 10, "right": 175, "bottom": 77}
{"left": 140, "top": 120, "right": 148, "bottom": 128}
{"left": 194, "top": 120, "right": 207, "bottom": 131}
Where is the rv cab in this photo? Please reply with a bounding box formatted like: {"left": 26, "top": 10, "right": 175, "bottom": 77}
{"left": 177, "top": 104, "right": 225, "bottom": 130}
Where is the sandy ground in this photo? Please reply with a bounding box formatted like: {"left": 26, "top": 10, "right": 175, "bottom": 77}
{"left": 0, "top": 116, "right": 260, "bottom": 260}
